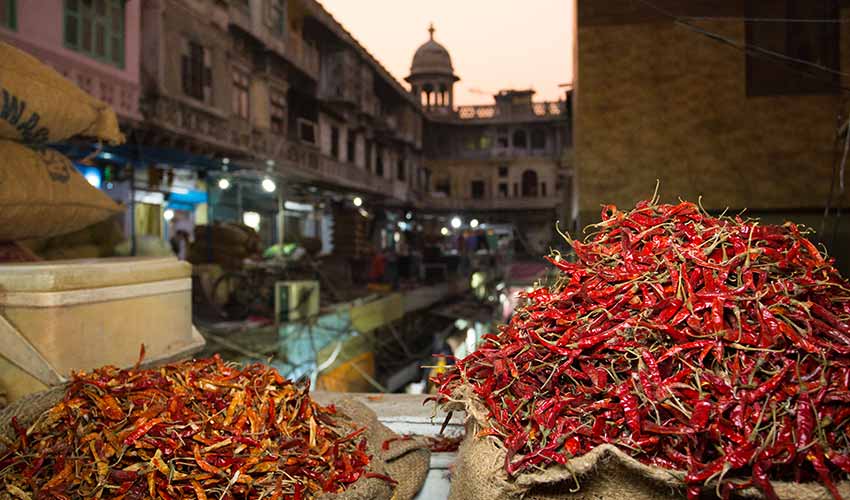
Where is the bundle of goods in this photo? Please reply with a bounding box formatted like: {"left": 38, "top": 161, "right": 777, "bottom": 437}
{"left": 0, "top": 42, "right": 125, "bottom": 259}
{"left": 0, "top": 355, "right": 430, "bottom": 499}
{"left": 18, "top": 216, "right": 127, "bottom": 261}
{"left": 434, "top": 196, "right": 850, "bottom": 499}
{"left": 189, "top": 223, "right": 263, "bottom": 269}
{"left": 0, "top": 42, "right": 124, "bottom": 145}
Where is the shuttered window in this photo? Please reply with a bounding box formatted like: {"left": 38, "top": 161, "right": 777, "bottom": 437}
{"left": 64, "top": 0, "right": 125, "bottom": 67}
{"left": 0, "top": 0, "right": 16, "bottom": 30}
{"left": 181, "top": 39, "right": 213, "bottom": 103}
{"left": 746, "top": 0, "right": 840, "bottom": 96}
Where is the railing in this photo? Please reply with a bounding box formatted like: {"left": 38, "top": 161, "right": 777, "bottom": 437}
{"left": 424, "top": 194, "right": 563, "bottom": 211}
{"left": 283, "top": 141, "right": 396, "bottom": 196}
{"left": 145, "top": 94, "right": 237, "bottom": 151}
{"left": 286, "top": 33, "right": 320, "bottom": 79}
{"left": 455, "top": 101, "right": 566, "bottom": 121}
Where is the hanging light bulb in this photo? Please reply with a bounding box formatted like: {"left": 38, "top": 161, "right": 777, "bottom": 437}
{"left": 163, "top": 209, "right": 175, "bottom": 221}
{"left": 353, "top": 196, "right": 363, "bottom": 207}
{"left": 218, "top": 178, "right": 231, "bottom": 190}
{"left": 243, "top": 211, "right": 261, "bottom": 230}
{"left": 262, "top": 177, "right": 276, "bottom": 193}
{"left": 451, "top": 216, "right": 462, "bottom": 229}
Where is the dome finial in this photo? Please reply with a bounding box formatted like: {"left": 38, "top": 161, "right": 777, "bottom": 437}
{"left": 428, "top": 23, "right": 435, "bottom": 40}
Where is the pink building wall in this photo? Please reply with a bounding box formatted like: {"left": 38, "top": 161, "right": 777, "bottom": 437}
{"left": 0, "top": 0, "right": 142, "bottom": 122}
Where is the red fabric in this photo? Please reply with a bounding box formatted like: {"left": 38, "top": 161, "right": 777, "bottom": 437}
{"left": 369, "top": 253, "right": 386, "bottom": 281}
{"left": 0, "top": 242, "right": 40, "bottom": 263}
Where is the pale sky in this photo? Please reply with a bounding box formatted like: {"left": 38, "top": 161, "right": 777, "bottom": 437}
{"left": 319, "top": 0, "right": 574, "bottom": 106}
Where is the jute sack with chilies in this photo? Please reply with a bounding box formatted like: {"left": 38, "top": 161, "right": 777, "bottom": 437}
{"left": 0, "top": 391, "right": 430, "bottom": 500}
{"left": 447, "top": 385, "right": 850, "bottom": 500}
{"left": 0, "top": 42, "right": 124, "bottom": 145}
{"left": 0, "top": 141, "right": 123, "bottom": 241}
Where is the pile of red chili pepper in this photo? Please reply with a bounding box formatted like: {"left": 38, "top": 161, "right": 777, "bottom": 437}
{"left": 0, "top": 355, "right": 391, "bottom": 499}
{"left": 433, "top": 197, "right": 850, "bottom": 499}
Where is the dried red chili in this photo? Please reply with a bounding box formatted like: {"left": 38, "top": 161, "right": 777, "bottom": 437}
{"left": 433, "top": 197, "right": 850, "bottom": 499}
{"left": 1, "top": 355, "right": 394, "bottom": 498}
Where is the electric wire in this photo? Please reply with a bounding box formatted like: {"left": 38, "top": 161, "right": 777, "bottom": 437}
{"left": 631, "top": 0, "right": 850, "bottom": 92}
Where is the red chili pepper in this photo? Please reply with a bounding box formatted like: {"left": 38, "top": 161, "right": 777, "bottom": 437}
{"left": 123, "top": 417, "right": 164, "bottom": 446}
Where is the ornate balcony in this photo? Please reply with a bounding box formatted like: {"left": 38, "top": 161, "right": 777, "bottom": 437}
{"left": 423, "top": 194, "right": 563, "bottom": 211}
{"left": 452, "top": 101, "right": 566, "bottom": 123}
{"left": 281, "top": 141, "right": 397, "bottom": 198}
{"left": 286, "top": 33, "right": 320, "bottom": 80}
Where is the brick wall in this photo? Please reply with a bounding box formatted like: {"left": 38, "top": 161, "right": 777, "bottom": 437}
{"left": 575, "top": 14, "right": 848, "bottom": 223}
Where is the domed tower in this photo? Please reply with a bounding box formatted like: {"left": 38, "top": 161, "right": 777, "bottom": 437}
{"left": 406, "top": 24, "right": 459, "bottom": 113}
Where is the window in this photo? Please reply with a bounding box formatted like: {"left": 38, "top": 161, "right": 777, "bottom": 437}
{"left": 496, "top": 127, "right": 509, "bottom": 148}
{"left": 746, "top": 0, "right": 839, "bottom": 96}
{"left": 232, "top": 68, "right": 250, "bottom": 119}
{"left": 181, "top": 40, "right": 212, "bottom": 103}
{"left": 531, "top": 129, "right": 546, "bottom": 149}
{"left": 298, "top": 119, "right": 316, "bottom": 144}
{"left": 347, "top": 131, "right": 356, "bottom": 163}
{"left": 435, "top": 178, "right": 451, "bottom": 196}
{"left": 365, "top": 141, "right": 373, "bottom": 172}
{"left": 541, "top": 182, "right": 547, "bottom": 197}
{"left": 498, "top": 166, "right": 508, "bottom": 177}
{"left": 522, "top": 170, "right": 538, "bottom": 197}
{"left": 270, "top": 90, "right": 286, "bottom": 134}
{"left": 498, "top": 183, "right": 508, "bottom": 198}
{"left": 513, "top": 183, "right": 518, "bottom": 197}
{"left": 331, "top": 126, "right": 340, "bottom": 159}
{"left": 270, "top": 0, "right": 285, "bottom": 36}
{"left": 471, "top": 181, "right": 485, "bottom": 200}
{"left": 64, "top": 0, "right": 125, "bottom": 67}
{"left": 513, "top": 130, "right": 527, "bottom": 149}
{"left": 376, "top": 146, "right": 384, "bottom": 176}
{"left": 479, "top": 136, "right": 492, "bottom": 149}
{"left": 0, "top": 0, "right": 16, "bottom": 30}
{"left": 397, "top": 158, "right": 406, "bottom": 181}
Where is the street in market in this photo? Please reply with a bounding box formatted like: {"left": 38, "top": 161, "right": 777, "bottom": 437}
{"left": 1, "top": 0, "right": 850, "bottom": 499}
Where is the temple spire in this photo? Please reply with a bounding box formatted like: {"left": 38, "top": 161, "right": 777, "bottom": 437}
{"left": 428, "top": 23, "right": 435, "bottom": 40}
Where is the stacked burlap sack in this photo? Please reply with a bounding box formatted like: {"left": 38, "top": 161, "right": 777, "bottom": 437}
{"left": 189, "top": 222, "right": 263, "bottom": 269}
{"left": 0, "top": 387, "right": 431, "bottom": 500}
{"left": 0, "top": 42, "right": 125, "bottom": 260}
{"left": 446, "top": 386, "right": 850, "bottom": 500}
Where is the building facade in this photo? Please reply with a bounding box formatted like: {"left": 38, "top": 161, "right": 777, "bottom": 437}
{"left": 139, "top": 0, "right": 425, "bottom": 202}
{"left": 0, "top": 0, "right": 143, "bottom": 126}
{"left": 409, "top": 28, "right": 573, "bottom": 253}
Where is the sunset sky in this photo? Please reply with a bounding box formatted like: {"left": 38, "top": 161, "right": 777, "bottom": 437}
{"left": 319, "top": 0, "right": 574, "bottom": 106}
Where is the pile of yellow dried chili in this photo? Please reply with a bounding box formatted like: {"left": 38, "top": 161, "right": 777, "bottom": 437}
{"left": 0, "top": 355, "right": 387, "bottom": 499}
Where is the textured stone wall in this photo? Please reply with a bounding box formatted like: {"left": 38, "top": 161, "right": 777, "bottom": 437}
{"left": 575, "top": 14, "right": 848, "bottom": 222}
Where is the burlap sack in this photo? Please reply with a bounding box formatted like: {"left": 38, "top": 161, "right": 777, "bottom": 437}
{"left": 0, "top": 141, "right": 123, "bottom": 241}
{"left": 40, "top": 243, "right": 103, "bottom": 260}
{"left": 0, "top": 390, "right": 430, "bottom": 500}
{"left": 448, "top": 386, "right": 850, "bottom": 500}
{"left": 0, "top": 42, "right": 124, "bottom": 145}
{"left": 323, "top": 398, "right": 432, "bottom": 500}
{"left": 195, "top": 223, "right": 257, "bottom": 247}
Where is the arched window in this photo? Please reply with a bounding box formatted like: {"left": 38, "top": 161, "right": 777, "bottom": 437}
{"left": 521, "top": 170, "right": 538, "bottom": 197}
{"left": 513, "top": 130, "right": 527, "bottom": 149}
{"left": 423, "top": 83, "right": 434, "bottom": 107}
{"left": 531, "top": 129, "right": 546, "bottom": 149}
